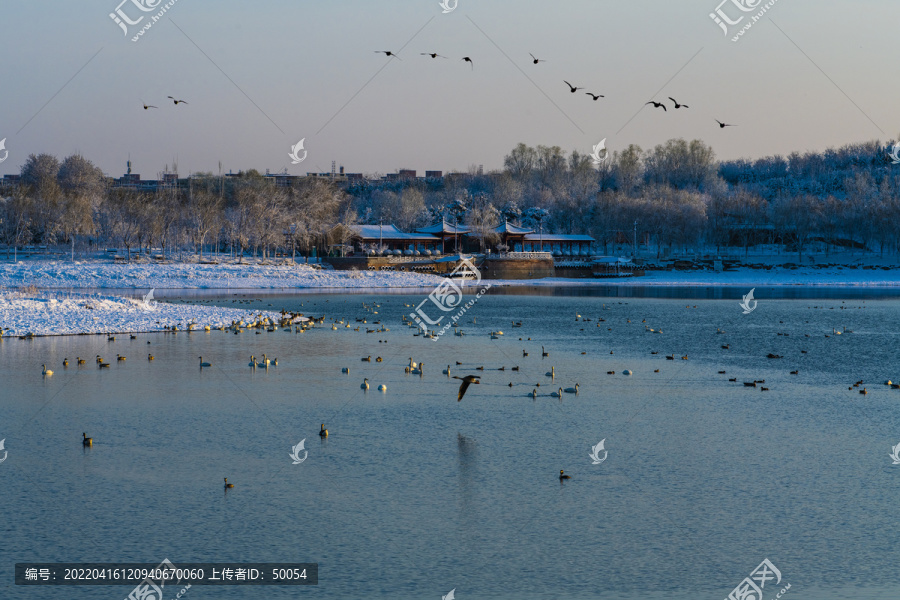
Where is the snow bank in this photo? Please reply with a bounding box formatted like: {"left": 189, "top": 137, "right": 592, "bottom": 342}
{"left": 0, "top": 290, "right": 282, "bottom": 336}
{"left": 0, "top": 260, "right": 442, "bottom": 290}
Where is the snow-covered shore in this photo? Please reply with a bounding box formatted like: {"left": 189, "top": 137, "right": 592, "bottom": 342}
{"left": 0, "top": 258, "right": 898, "bottom": 291}
{"left": 0, "top": 290, "right": 282, "bottom": 337}
{"left": 0, "top": 260, "right": 442, "bottom": 290}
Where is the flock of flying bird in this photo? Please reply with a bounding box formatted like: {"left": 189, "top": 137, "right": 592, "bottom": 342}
{"left": 374, "top": 49, "right": 738, "bottom": 128}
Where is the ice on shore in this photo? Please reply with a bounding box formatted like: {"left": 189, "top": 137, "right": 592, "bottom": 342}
{"left": 0, "top": 290, "right": 285, "bottom": 336}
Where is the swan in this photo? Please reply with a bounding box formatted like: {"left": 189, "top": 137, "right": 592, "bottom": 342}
{"left": 551, "top": 387, "right": 563, "bottom": 398}
{"left": 559, "top": 469, "right": 571, "bottom": 480}
{"left": 199, "top": 356, "right": 211, "bottom": 368}
{"left": 341, "top": 367, "right": 350, "bottom": 374}
{"left": 542, "top": 346, "right": 549, "bottom": 357}
{"left": 546, "top": 367, "right": 555, "bottom": 377}
{"left": 362, "top": 356, "right": 371, "bottom": 362}
{"left": 564, "top": 384, "right": 579, "bottom": 394}
{"left": 42, "top": 364, "right": 53, "bottom": 376}
{"left": 82, "top": 432, "right": 92, "bottom": 446}
{"left": 622, "top": 370, "right": 632, "bottom": 376}
{"left": 412, "top": 363, "right": 424, "bottom": 375}
{"left": 408, "top": 358, "right": 417, "bottom": 369}
{"left": 443, "top": 366, "right": 451, "bottom": 376}
{"left": 531, "top": 389, "right": 537, "bottom": 399}
{"left": 319, "top": 424, "right": 328, "bottom": 437}
{"left": 361, "top": 378, "right": 369, "bottom": 390}
{"left": 224, "top": 477, "right": 234, "bottom": 488}
{"left": 378, "top": 384, "right": 387, "bottom": 392}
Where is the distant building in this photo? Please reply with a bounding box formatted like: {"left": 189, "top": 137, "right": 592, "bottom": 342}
{"left": 425, "top": 170, "right": 442, "bottom": 179}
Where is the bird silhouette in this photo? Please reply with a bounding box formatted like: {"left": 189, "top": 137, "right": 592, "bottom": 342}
{"left": 586, "top": 92, "right": 605, "bottom": 101}
{"left": 167, "top": 96, "right": 188, "bottom": 105}
{"left": 668, "top": 97, "right": 689, "bottom": 109}
{"left": 564, "top": 80, "right": 584, "bottom": 93}
{"left": 646, "top": 101, "right": 667, "bottom": 111}
{"left": 375, "top": 50, "right": 401, "bottom": 60}
{"left": 529, "top": 53, "right": 545, "bottom": 64}
{"left": 142, "top": 102, "right": 157, "bottom": 110}
{"left": 715, "top": 119, "right": 736, "bottom": 128}
{"left": 421, "top": 52, "right": 447, "bottom": 59}
{"left": 453, "top": 375, "right": 480, "bottom": 401}
{"left": 462, "top": 56, "right": 474, "bottom": 69}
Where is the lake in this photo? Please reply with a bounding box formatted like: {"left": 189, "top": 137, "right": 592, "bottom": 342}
{"left": 2, "top": 288, "right": 899, "bottom": 599}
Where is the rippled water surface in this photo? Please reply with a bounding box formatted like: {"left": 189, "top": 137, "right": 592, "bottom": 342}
{"left": 2, "top": 290, "right": 900, "bottom": 599}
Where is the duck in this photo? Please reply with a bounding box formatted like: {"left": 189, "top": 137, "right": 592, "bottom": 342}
{"left": 564, "top": 384, "right": 579, "bottom": 394}
{"left": 523, "top": 350, "right": 529, "bottom": 357}
{"left": 224, "top": 477, "right": 234, "bottom": 488}
{"left": 551, "top": 387, "right": 563, "bottom": 398}
{"left": 362, "top": 356, "right": 371, "bottom": 362}
{"left": 375, "top": 357, "right": 382, "bottom": 362}
{"left": 130, "top": 334, "right": 137, "bottom": 339}
{"left": 98, "top": 360, "right": 110, "bottom": 368}
{"left": 378, "top": 384, "right": 387, "bottom": 392}
{"left": 199, "top": 356, "right": 211, "bottom": 368}
{"left": 666, "top": 355, "right": 675, "bottom": 360}
{"left": 117, "top": 354, "right": 126, "bottom": 362}
{"left": 559, "top": 469, "right": 571, "bottom": 481}
{"left": 82, "top": 432, "right": 92, "bottom": 446}
{"left": 790, "top": 370, "right": 799, "bottom": 375}
{"left": 511, "top": 366, "right": 519, "bottom": 372}
{"left": 361, "top": 378, "right": 369, "bottom": 390}
{"left": 148, "top": 354, "right": 154, "bottom": 361}
{"left": 319, "top": 424, "right": 328, "bottom": 437}
{"left": 77, "top": 357, "right": 86, "bottom": 365}
{"left": 63, "top": 358, "right": 69, "bottom": 367}
{"left": 42, "top": 364, "right": 53, "bottom": 376}
{"left": 859, "top": 388, "right": 868, "bottom": 395}
{"left": 96, "top": 355, "right": 103, "bottom": 364}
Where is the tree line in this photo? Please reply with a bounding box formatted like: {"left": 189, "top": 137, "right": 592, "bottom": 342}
{"left": 2, "top": 136, "right": 899, "bottom": 261}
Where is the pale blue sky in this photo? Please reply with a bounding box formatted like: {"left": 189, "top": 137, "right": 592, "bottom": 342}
{"left": 0, "top": 0, "right": 897, "bottom": 178}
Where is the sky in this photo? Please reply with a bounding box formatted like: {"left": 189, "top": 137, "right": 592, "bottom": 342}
{"left": 0, "top": 0, "right": 898, "bottom": 179}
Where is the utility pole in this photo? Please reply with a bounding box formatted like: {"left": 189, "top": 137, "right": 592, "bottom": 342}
{"left": 633, "top": 220, "right": 638, "bottom": 258}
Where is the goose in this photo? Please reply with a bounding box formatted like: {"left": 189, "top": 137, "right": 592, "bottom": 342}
{"left": 559, "top": 469, "right": 571, "bottom": 480}
{"left": 96, "top": 355, "right": 103, "bottom": 363}
{"left": 542, "top": 346, "right": 549, "bottom": 357}
{"left": 341, "top": 367, "right": 350, "bottom": 374}
{"left": 564, "top": 384, "right": 579, "bottom": 394}
{"left": 362, "top": 356, "right": 372, "bottom": 362}
{"left": 82, "top": 432, "right": 92, "bottom": 446}
{"left": 42, "top": 364, "right": 53, "bottom": 376}
{"left": 523, "top": 350, "right": 529, "bottom": 357}
{"left": 319, "top": 424, "right": 328, "bottom": 437}
{"left": 63, "top": 358, "right": 69, "bottom": 367}
{"left": 546, "top": 367, "right": 555, "bottom": 377}
{"left": 148, "top": 354, "right": 154, "bottom": 361}
{"left": 375, "top": 357, "right": 383, "bottom": 362}
{"left": 77, "top": 357, "right": 86, "bottom": 365}
{"left": 361, "top": 378, "right": 369, "bottom": 390}
{"left": 117, "top": 355, "right": 126, "bottom": 362}
{"left": 511, "top": 366, "right": 519, "bottom": 371}
{"left": 199, "top": 356, "right": 211, "bottom": 368}
{"left": 551, "top": 388, "right": 563, "bottom": 398}
{"left": 378, "top": 384, "right": 387, "bottom": 392}
{"left": 452, "top": 375, "right": 480, "bottom": 401}
{"left": 224, "top": 477, "right": 234, "bottom": 488}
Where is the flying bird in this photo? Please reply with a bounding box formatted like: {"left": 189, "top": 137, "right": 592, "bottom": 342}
{"left": 167, "top": 96, "right": 188, "bottom": 105}
{"left": 564, "top": 80, "right": 584, "bottom": 93}
{"left": 529, "top": 53, "right": 545, "bottom": 64}
{"left": 668, "top": 97, "right": 689, "bottom": 109}
{"left": 421, "top": 52, "right": 447, "bottom": 59}
{"left": 142, "top": 102, "right": 157, "bottom": 110}
{"left": 453, "top": 375, "right": 480, "bottom": 401}
{"left": 715, "top": 119, "right": 736, "bottom": 128}
{"left": 462, "top": 56, "right": 474, "bottom": 69}
{"left": 646, "top": 101, "right": 667, "bottom": 111}
{"left": 375, "top": 50, "right": 401, "bottom": 60}
{"left": 586, "top": 93, "right": 605, "bottom": 101}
